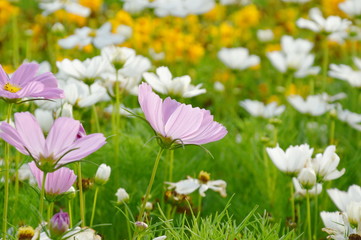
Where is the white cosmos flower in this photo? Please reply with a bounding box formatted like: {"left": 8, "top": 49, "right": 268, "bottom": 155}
{"left": 347, "top": 202, "right": 361, "bottom": 227}
{"left": 58, "top": 22, "right": 128, "bottom": 49}
{"left": 321, "top": 211, "right": 355, "bottom": 239}
{"left": 101, "top": 73, "right": 142, "bottom": 96}
{"left": 18, "top": 163, "right": 36, "bottom": 185}
{"left": 35, "top": 103, "right": 73, "bottom": 132}
{"left": 328, "top": 185, "right": 361, "bottom": 212}
{"left": 267, "top": 35, "right": 320, "bottom": 78}
{"left": 150, "top": 0, "right": 215, "bottom": 17}
{"left": 339, "top": 0, "right": 361, "bottom": 18}
{"left": 115, "top": 188, "right": 130, "bottom": 203}
{"left": 95, "top": 164, "right": 111, "bottom": 185}
{"left": 57, "top": 56, "right": 112, "bottom": 83}
{"left": 288, "top": 94, "right": 332, "bottom": 116}
{"left": 310, "top": 145, "right": 345, "bottom": 182}
{"left": 118, "top": 55, "right": 151, "bottom": 78}
{"left": 337, "top": 106, "right": 361, "bottom": 131}
{"left": 166, "top": 176, "right": 227, "bottom": 197}
{"left": 63, "top": 80, "right": 108, "bottom": 108}
{"left": 257, "top": 29, "right": 274, "bottom": 42}
{"left": 293, "top": 177, "right": 322, "bottom": 197}
{"left": 282, "top": 0, "right": 310, "bottom": 3}
{"left": 101, "top": 46, "right": 136, "bottom": 69}
{"left": 39, "top": 0, "right": 90, "bottom": 17}
{"left": 240, "top": 100, "right": 285, "bottom": 118}
{"left": 143, "top": 66, "right": 206, "bottom": 98}
{"left": 266, "top": 144, "right": 313, "bottom": 175}
{"left": 296, "top": 8, "right": 351, "bottom": 34}
{"left": 123, "top": 0, "right": 150, "bottom": 13}
{"left": 329, "top": 57, "right": 361, "bottom": 88}
{"left": 218, "top": 47, "right": 260, "bottom": 70}
{"left": 297, "top": 167, "right": 316, "bottom": 189}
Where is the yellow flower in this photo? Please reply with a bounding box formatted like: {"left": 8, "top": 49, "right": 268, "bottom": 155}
{"left": 232, "top": 5, "right": 261, "bottom": 29}
{"left": 187, "top": 44, "right": 205, "bottom": 63}
{"left": 113, "top": 10, "right": 133, "bottom": 27}
{"left": 0, "top": 0, "right": 19, "bottom": 26}
{"left": 265, "top": 44, "right": 281, "bottom": 53}
{"left": 80, "top": 0, "right": 103, "bottom": 12}
{"left": 53, "top": 10, "right": 87, "bottom": 26}
{"left": 322, "top": 0, "right": 347, "bottom": 17}
{"left": 203, "top": 4, "right": 226, "bottom": 21}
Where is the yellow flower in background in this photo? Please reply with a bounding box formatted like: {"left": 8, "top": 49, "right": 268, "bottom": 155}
{"left": 232, "top": 5, "right": 261, "bottom": 29}
{"left": 187, "top": 44, "right": 205, "bottom": 63}
{"left": 265, "top": 44, "right": 281, "bottom": 53}
{"left": 322, "top": 0, "right": 346, "bottom": 17}
{"left": 203, "top": 4, "right": 226, "bottom": 21}
{"left": 113, "top": 10, "right": 133, "bottom": 27}
{"left": 80, "top": 0, "right": 103, "bottom": 12}
{"left": 54, "top": 10, "right": 87, "bottom": 26}
{"left": 0, "top": 0, "right": 19, "bottom": 26}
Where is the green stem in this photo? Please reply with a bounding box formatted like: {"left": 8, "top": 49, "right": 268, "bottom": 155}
{"left": 306, "top": 191, "right": 312, "bottom": 240}
{"left": 90, "top": 187, "right": 99, "bottom": 226}
{"left": 113, "top": 76, "right": 121, "bottom": 162}
{"left": 314, "top": 185, "right": 318, "bottom": 240}
{"left": 47, "top": 202, "right": 54, "bottom": 223}
{"left": 125, "top": 206, "right": 132, "bottom": 240}
{"left": 263, "top": 147, "right": 271, "bottom": 202}
{"left": 197, "top": 194, "right": 203, "bottom": 215}
{"left": 2, "top": 103, "right": 13, "bottom": 240}
{"left": 92, "top": 105, "right": 100, "bottom": 133}
{"left": 39, "top": 172, "right": 47, "bottom": 219}
{"left": 290, "top": 180, "right": 295, "bottom": 223}
{"left": 322, "top": 37, "right": 329, "bottom": 91}
{"left": 77, "top": 163, "right": 85, "bottom": 227}
{"left": 168, "top": 150, "right": 174, "bottom": 182}
{"left": 68, "top": 200, "right": 73, "bottom": 228}
{"left": 137, "top": 148, "right": 164, "bottom": 222}
{"left": 329, "top": 118, "right": 335, "bottom": 145}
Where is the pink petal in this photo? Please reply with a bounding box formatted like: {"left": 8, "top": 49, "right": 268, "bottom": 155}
{"left": 58, "top": 133, "right": 106, "bottom": 165}
{"left": 0, "top": 65, "right": 9, "bottom": 85}
{"left": 46, "top": 167, "right": 76, "bottom": 194}
{"left": 162, "top": 97, "right": 181, "bottom": 124}
{"left": 0, "top": 122, "right": 28, "bottom": 154}
{"left": 10, "top": 63, "right": 39, "bottom": 86}
{"left": 28, "top": 161, "right": 42, "bottom": 189}
{"left": 45, "top": 117, "right": 81, "bottom": 159}
{"left": 14, "top": 112, "right": 45, "bottom": 159}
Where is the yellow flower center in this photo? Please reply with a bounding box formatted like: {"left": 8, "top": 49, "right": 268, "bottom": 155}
{"left": 88, "top": 30, "right": 97, "bottom": 38}
{"left": 198, "top": 171, "right": 211, "bottom": 183}
{"left": 17, "top": 226, "right": 35, "bottom": 240}
{"left": 3, "top": 82, "right": 21, "bottom": 93}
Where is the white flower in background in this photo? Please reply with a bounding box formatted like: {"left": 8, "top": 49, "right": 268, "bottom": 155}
{"left": 145, "top": 202, "right": 153, "bottom": 210}
{"left": 327, "top": 185, "right": 361, "bottom": 212}
{"left": 115, "top": 188, "right": 130, "bottom": 203}
{"left": 153, "top": 236, "right": 167, "bottom": 240}
{"left": 288, "top": 94, "right": 332, "bottom": 116}
{"left": 18, "top": 163, "right": 36, "bottom": 185}
{"left": 34, "top": 103, "right": 73, "bottom": 132}
{"left": 337, "top": 106, "right": 361, "bottom": 131}
{"left": 266, "top": 144, "right": 313, "bottom": 175}
{"left": 240, "top": 100, "right": 285, "bottom": 118}
{"left": 293, "top": 177, "right": 322, "bottom": 197}
{"left": 64, "top": 80, "right": 108, "bottom": 107}
{"left": 101, "top": 46, "right": 136, "bottom": 69}
{"left": 58, "top": 22, "right": 128, "bottom": 49}
{"left": 310, "top": 145, "right": 345, "bottom": 182}
{"left": 150, "top": 0, "right": 215, "bottom": 17}
{"left": 22, "top": 60, "right": 51, "bottom": 75}
{"left": 218, "top": 47, "right": 260, "bottom": 70}
{"left": 257, "top": 29, "right": 274, "bottom": 42}
{"left": 214, "top": 81, "right": 225, "bottom": 92}
{"left": 143, "top": 66, "right": 206, "bottom": 98}
{"left": 57, "top": 57, "right": 111, "bottom": 83}
{"left": 123, "top": 0, "right": 149, "bottom": 13}
{"left": 329, "top": 57, "right": 361, "bottom": 88}
{"left": 149, "top": 48, "right": 165, "bottom": 61}
{"left": 39, "top": 0, "right": 90, "bottom": 17}
{"left": 104, "top": 104, "right": 142, "bottom": 116}
{"left": 101, "top": 73, "right": 142, "bottom": 96}
{"left": 267, "top": 36, "right": 320, "bottom": 78}
{"left": 95, "top": 164, "right": 111, "bottom": 185}
{"left": 297, "top": 167, "right": 317, "bottom": 189}
{"left": 296, "top": 8, "right": 351, "bottom": 35}
{"left": 118, "top": 55, "right": 151, "bottom": 78}
{"left": 166, "top": 171, "right": 227, "bottom": 197}
{"left": 347, "top": 202, "right": 361, "bottom": 227}
{"left": 339, "top": 0, "right": 361, "bottom": 18}
{"left": 321, "top": 211, "right": 355, "bottom": 239}
{"left": 282, "top": 0, "right": 310, "bottom": 3}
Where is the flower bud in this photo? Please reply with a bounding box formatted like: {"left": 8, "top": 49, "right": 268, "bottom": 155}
{"left": 297, "top": 168, "right": 316, "bottom": 190}
{"left": 135, "top": 221, "right": 148, "bottom": 230}
{"left": 95, "top": 164, "right": 111, "bottom": 185}
{"left": 115, "top": 188, "right": 129, "bottom": 204}
{"left": 347, "top": 202, "right": 361, "bottom": 228}
{"left": 145, "top": 202, "right": 153, "bottom": 211}
{"left": 65, "top": 186, "right": 76, "bottom": 200}
{"left": 49, "top": 210, "right": 69, "bottom": 237}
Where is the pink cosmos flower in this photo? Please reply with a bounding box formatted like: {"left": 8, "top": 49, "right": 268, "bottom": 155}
{"left": 0, "top": 112, "right": 106, "bottom": 172}
{"left": 29, "top": 161, "right": 76, "bottom": 196}
{"left": 138, "top": 83, "right": 227, "bottom": 148}
{"left": 0, "top": 63, "right": 64, "bottom": 100}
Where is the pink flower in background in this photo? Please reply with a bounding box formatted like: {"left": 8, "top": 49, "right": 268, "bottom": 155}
{"left": 138, "top": 83, "right": 227, "bottom": 148}
{"left": 0, "top": 63, "right": 64, "bottom": 100}
{"left": 29, "top": 161, "right": 76, "bottom": 195}
{"left": 0, "top": 112, "right": 106, "bottom": 172}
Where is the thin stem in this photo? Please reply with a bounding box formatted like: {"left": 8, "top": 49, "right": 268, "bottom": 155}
{"left": 263, "top": 147, "right": 271, "bottom": 202}
{"left": 197, "top": 194, "right": 203, "bottom": 215}
{"left": 329, "top": 118, "right": 335, "bottom": 145}
{"left": 125, "top": 206, "right": 132, "bottom": 240}
{"left": 77, "top": 163, "right": 85, "bottom": 227}
{"left": 47, "top": 202, "right": 54, "bottom": 223}
{"left": 168, "top": 150, "right": 174, "bottom": 182}
{"left": 113, "top": 76, "right": 121, "bottom": 162}
{"left": 290, "top": 180, "right": 295, "bottom": 223}
{"left": 137, "top": 148, "right": 164, "bottom": 222}
{"left": 92, "top": 105, "right": 100, "bottom": 133}
{"left": 306, "top": 191, "right": 312, "bottom": 240}
{"left": 2, "top": 103, "right": 13, "bottom": 240}
{"left": 68, "top": 200, "right": 73, "bottom": 228}
{"left": 314, "top": 185, "right": 319, "bottom": 240}
{"left": 39, "top": 172, "right": 47, "bottom": 219}
{"left": 90, "top": 187, "right": 99, "bottom": 226}
{"left": 322, "top": 36, "right": 329, "bottom": 91}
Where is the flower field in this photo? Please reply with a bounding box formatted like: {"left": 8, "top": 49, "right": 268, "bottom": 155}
{"left": 1, "top": 0, "right": 361, "bottom": 239}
